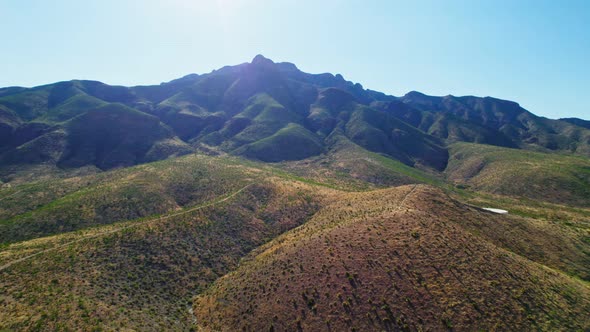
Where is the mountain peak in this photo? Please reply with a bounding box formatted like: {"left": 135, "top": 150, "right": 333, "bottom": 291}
{"left": 251, "top": 54, "right": 274, "bottom": 66}
{"left": 404, "top": 90, "right": 427, "bottom": 98}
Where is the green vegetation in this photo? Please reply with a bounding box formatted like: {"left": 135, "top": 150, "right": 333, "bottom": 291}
{"left": 0, "top": 176, "right": 325, "bottom": 331}
{"left": 39, "top": 94, "right": 107, "bottom": 123}
{"left": 0, "top": 150, "right": 589, "bottom": 331}
{"left": 236, "top": 123, "right": 323, "bottom": 162}
{"left": 2, "top": 54, "right": 590, "bottom": 177}
{"left": 0, "top": 87, "right": 51, "bottom": 121}
{"left": 0, "top": 55, "right": 589, "bottom": 331}
{"left": 398, "top": 91, "right": 590, "bottom": 156}
{"left": 345, "top": 105, "right": 448, "bottom": 170}
{"left": 61, "top": 103, "right": 191, "bottom": 169}
{"left": 194, "top": 185, "right": 590, "bottom": 331}
{"left": 446, "top": 142, "right": 590, "bottom": 206}
{"left": 0, "top": 153, "right": 257, "bottom": 243}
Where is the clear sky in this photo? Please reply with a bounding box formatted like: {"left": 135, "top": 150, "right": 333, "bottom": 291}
{"left": 1, "top": 0, "right": 589, "bottom": 119}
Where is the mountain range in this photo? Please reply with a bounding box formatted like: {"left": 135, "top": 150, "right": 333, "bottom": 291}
{"left": 1, "top": 56, "right": 589, "bottom": 331}
{"left": 1, "top": 54, "right": 589, "bottom": 178}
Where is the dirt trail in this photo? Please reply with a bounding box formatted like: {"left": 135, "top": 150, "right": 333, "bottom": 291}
{"left": 0, "top": 184, "right": 252, "bottom": 272}
{"left": 0, "top": 190, "right": 22, "bottom": 202}
{"left": 396, "top": 184, "right": 418, "bottom": 211}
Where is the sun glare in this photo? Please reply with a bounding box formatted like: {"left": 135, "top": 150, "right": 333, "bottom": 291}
{"left": 170, "top": 0, "right": 249, "bottom": 13}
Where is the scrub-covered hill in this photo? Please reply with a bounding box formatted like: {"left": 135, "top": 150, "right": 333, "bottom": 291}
{"left": 194, "top": 185, "right": 590, "bottom": 331}
{"left": 445, "top": 142, "right": 590, "bottom": 206}
{"left": 0, "top": 165, "right": 334, "bottom": 331}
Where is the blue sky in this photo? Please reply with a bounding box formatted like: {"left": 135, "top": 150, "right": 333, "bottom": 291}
{"left": 1, "top": 0, "right": 589, "bottom": 119}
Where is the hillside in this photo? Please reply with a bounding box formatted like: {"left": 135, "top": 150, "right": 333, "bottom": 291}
{"left": 0, "top": 154, "right": 254, "bottom": 243}
{"left": 0, "top": 158, "right": 335, "bottom": 331}
{"left": 194, "top": 185, "right": 590, "bottom": 331}
{"left": 3, "top": 161, "right": 588, "bottom": 331}
{"left": 393, "top": 92, "right": 590, "bottom": 155}
{"left": 1, "top": 55, "right": 589, "bottom": 331}
{"left": 1, "top": 151, "right": 589, "bottom": 331}
{"left": 561, "top": 117, "right": 590, "bottom": 130}
{"left": 445, "top": 142, "right": 590, "bottom": 206}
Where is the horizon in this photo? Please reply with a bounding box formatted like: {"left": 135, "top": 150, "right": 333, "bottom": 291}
{"left": 2, "top": 53, "right": 556, "bottom": 119}
{"left": 1, "top": 0, "right": 589, "bottom": 120}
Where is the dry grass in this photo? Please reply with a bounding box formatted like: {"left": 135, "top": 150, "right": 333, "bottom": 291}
{"left": 446, "top": 142, "right": 590, "bottom": 206}
{"left": 1, "top": 146, "right": 589, "bottom": 331}
{"left": 194, "top": 185, "right": 590, "bottom": 331}
{"left": 0, "top": 178, "right": 333, "bottom": 331}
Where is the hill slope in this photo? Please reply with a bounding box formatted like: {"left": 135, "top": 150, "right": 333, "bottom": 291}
{"left": 194, "top": 185, "right": 590, "bottom": 331}
{"left": 0, "top": 154, "right": 255, "bottom": 243}
{"left": 445, "top": 142, "right": 590, "bottom": 206}
{"left": 0, "top": 162, "right": 333, "bottom": 331}
{"left": 393, "top": 91, "right": 590, "bottom": 155}
{"left": 1, "top": 153, "right": 588, "bottom": 331}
